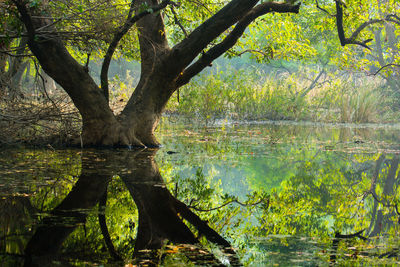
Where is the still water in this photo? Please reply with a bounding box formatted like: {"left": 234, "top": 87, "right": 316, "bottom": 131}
{"left": 1, "top": 121, "right": 400, "bottom": 266}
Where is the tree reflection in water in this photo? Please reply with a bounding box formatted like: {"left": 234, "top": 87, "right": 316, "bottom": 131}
{"left": 23, "top": 149, "right": 241, "bottom": 266}
{"left": 1, "top": 132, "right": 400, "bottom": 266}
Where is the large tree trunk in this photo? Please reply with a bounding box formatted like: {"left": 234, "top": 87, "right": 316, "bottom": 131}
{"left": 14, "top": 0, "right": 300, "bottom": 147}
{"left": 14, "top": 0, "right": 174, "bottom": 147}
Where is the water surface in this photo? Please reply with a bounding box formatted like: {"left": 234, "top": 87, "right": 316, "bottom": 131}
{"left": 1, "top": 121, "right": 400, "bottom": 266}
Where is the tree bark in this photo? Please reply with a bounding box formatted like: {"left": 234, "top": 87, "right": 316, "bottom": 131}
{"left": 13, "top": 0, "right": 300, "bottom": 147}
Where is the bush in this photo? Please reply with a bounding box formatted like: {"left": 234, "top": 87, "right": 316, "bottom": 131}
{"left": 167, "top": 67, "right": 312, "bottom": 123}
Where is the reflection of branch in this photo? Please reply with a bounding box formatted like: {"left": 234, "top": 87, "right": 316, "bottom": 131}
{"left": 98, "top": 187, "right": 122, "bottom": 260}
{"left": 174, "top": 198, "right": 230, "bottom": 247}
{"left": 174, "top": 198, "right": 242, "bottom": 265}
{"left": 363, "top": 156, "right": 400, "bottom": 215}
{"left": 378, "top": 248, "right": 399, "bottom": 259}
{"left": 188, "top": 197, "right": 268, "bottom": 212}
{"left": 367, "top": 154, "right": 385, "bottom": 196}
{"left": 368, "top": 189, "right": 400, "bottom": 214}
{"left": 330, "top": 229, "right": 367, "bottom": 263}
{"left": 335, "top": 229, "right": 367, "bottom": 240}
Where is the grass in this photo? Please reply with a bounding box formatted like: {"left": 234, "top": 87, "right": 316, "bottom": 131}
{"left": 164, "top": 66, "right": 391, "bottom": 124}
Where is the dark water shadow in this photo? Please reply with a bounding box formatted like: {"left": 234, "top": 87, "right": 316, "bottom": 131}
{"left": 22, "top": 149, "right": 241, "bottom": 266}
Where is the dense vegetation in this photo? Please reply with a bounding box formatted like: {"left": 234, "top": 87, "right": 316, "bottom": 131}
{"left": 0, "top": 0, "right": 399, "bottom": 146}
{"left": 1, "top": 1, "right": 399, "bottom": 266}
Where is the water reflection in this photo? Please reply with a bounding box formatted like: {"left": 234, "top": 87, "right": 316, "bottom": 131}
{"left": 1, "top": 123, "right": 400, "bottom": 266}
{"left": 20, "top": 149, "right": 240, "bottom": 266}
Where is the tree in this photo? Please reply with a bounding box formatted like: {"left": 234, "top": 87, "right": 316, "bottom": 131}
{"left": 3, "top": 0, "right": 397, "bottom": 147}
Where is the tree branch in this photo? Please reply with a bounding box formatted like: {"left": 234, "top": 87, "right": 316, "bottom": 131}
{"left": 100, "top": 0, "right": 172, "bottom": 102}
{"left": 176, "top": 2, "right": 300, "bottom": 87}
{"left": 315, "top": 0, "right": 335, "bottom": 17}
{"left": 371, "top": 63, "right": 400, "bottom": 76}
{"left": 299, "top": 69, "right": 325, "bottom": 98}
{"left": 386, "top": 14, "right": 400, "bottom": 25}
{"left": 170, "top": 5, "right": 188, "bottom": 37}
{"left": 12, "top": 0, "right": 35, "bottom": 41}
{"left": 334, "top": 0, "right": 385, "bottom": 49}
{"left": 170, "top": 0, "right": 259, "bottom": 74}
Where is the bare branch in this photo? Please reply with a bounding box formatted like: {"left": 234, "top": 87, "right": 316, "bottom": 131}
{"left": 300, "top": 69, "right": 325, "bottom": 98}
{"left": 387, "top": 14, "right": 400, "bottom": 22}
{"left": 231, "top": 48, "right": 273, "bottom": 59}
{"left": 386, "top": 14, "right": 400, "bottom": 26}
{"left": 0, "top": 50, "right": 32, "bottom": 57}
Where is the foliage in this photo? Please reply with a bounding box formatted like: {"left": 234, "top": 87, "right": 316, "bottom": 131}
{"left": 164, "top": 63, "right": 392, "bottom": 124}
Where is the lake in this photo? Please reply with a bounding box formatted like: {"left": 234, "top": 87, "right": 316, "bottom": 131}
{"left": 1, "top": 120, "right": 400, "bottom": 266}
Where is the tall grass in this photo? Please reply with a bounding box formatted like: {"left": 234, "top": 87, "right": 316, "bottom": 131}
{"left": 339, "top": 85, "right": 379, "bottom": 123}
{"left": 163, "top": 66, "right": 390, "bottom": 124}
{"left": 167, "top": 67, "right": 311, "bottom": 123}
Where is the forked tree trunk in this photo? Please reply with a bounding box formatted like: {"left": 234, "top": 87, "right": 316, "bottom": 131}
{"left": 14, "top": 0, "right": 176, "bottom": 147}
{"left": 14, "top": 0, "right": 300, "bottom": 147}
